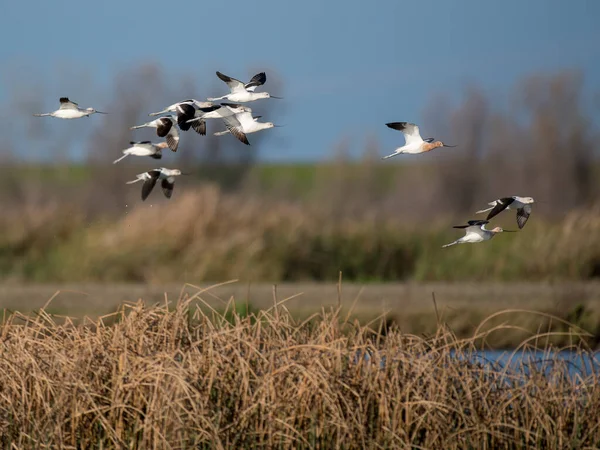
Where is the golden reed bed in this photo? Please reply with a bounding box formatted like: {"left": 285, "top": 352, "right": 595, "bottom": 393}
{"left": 0, "top": 284, "right": 599, "bottom": 449}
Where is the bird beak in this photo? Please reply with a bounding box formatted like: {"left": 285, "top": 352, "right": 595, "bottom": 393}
{"left": 503, "top": 230, "right": 518, "bottom": 232}
{"left": 273, "top": 124, "right": 285, "bottom": 127}
{"left": 96, "top": 111, "right": 108, "bottom": 114}
{"left": 270, "top": 96, "right": 284, "bottom": 99}
{"left": 180, "top": 172, "right": 192, "bottom": 175}
{"left": 443, "top": 144, "right": 457, "bottom": 147}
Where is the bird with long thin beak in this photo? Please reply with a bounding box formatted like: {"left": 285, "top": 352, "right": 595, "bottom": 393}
{"left": 442, "top": 220, "right": 516, "bottom": 248}
{"left": 126, "top": 168, "right": 189, "bottom": 201}
{"left": 130, "top": 116, "right": 180, "bottom": 152}
{"left": 475, "top": 196, "right": 535, "bottom": 229}
{"left": 212, "top": 106, "right": 281, "bottom": 145}
{"left": 207, "top": 71, "right": 283, "bottom": 103}
{"left": 382, "top": 122, "right": 455, "bottom": 159}
{"left": 33, "top": 97, "right": 107, "bottom": 119}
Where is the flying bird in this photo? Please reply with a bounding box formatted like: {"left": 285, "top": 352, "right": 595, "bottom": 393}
{"left": 382, "top": 122, "right": 455, "bottom": 159}
{"left": 130, "top": 116, "right": 179, "bottom": 152}
{"left": 112, "top": 141, "right": 168, "bottom": 164}
{"left": 126, "top": 168, "right": 187, "bottom": 201}
{"left": 148, "top": 99, "right": 218, "bottom": 135}
{"left": 442, "top": 220, "right": 515, "bottom": 248}
{"left": 186, "top": 102, "right": 251, "bottom": 125}
{"left": 148, "top": 99, "right": 214, "bottom": 117}
{"left": 33, "top": 97, "right": 107, "bottom": 119}
{"left": 476, "top": 196, "right": 535, "bottom": 229}
{"left": 207, "top": 71, "right": 282, "bottom": 103}
{"left": 212, "top": 106, "right": 280, "bottom": 145}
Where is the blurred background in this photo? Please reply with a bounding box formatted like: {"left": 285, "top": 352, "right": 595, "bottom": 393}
{"left": 1, "top": 1, "right": 600, "bottom": 327}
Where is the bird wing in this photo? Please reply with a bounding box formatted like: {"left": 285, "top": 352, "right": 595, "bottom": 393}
{"left": 453, "top": 219, "right": 488, "bottom": 230}
{"left": 222, "top": 114, "right": 250, "bottom": 145}
{"left": 235, "top": 111, "right": 255, "bottom": 128}
{"left": 156, "top": 118, "right": 179, "bottom": 152}
{"left": 191, "top": 119, "right": 206, "bottom": 135}
{"left": 467, "top": 219, "right": 490, "bottom": 227}
{"left": 423, "top": 138, "right": 435, "bottom": 143}
{"left": 516, "top": 205, "right": 531, "bottom": 229}
{"left": 244, "top": 72, "right": 266, "bottom": 92}
{"left": 220, "top": 103, "right": 251, "bottom": 117}
{"left": 198, "top": 104, "right": 221, "bottom": 113}
{"left": 156, "top": 118, "right": 174, "bottom": 137}
{"left": 161, "top": 178, "right": 175, "bottom": 199}
{"left": 485, "top": 197, "right": 515, "bottom": 221}
{"left": 59, "top": 97, "right": 78, "bottom": 110}
{"left": 385, "top": 122, "right": 422, "bottom": 145}
{"left": 141, "top": 171, "right": 160, "bottom": 201}
{"left": 176, "top": 103, "right": 196, "bottom": 131}
{"left": 216, "top": 71, "right": 246, "bottom": 93}
{"left": 166, "top": 127, "right": 179, "bottom": 152}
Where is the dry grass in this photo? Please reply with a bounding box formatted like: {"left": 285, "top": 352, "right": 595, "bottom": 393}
{"left": 1, "top": 284, "right": 599, "bottom": 449}
{"left": 2, "top": 186, "right": 600, "bottom": 284}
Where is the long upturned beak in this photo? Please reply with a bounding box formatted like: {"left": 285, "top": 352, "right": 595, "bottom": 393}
{"left": 443, "top": 144, "right": 456, "bottom": 147}
{"left": 95, "top": 110, "right": 108, "bottom": 114}
{"left": 503, "top": 230, "right": 518, "bottom": 232}
{"left": 273, "top": 124, "right": 285, "bottom": 127}
{"left": 270, "top": 96, "right": 284, "bottom": 99}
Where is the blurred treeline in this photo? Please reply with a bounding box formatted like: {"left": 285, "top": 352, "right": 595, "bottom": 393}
{"left": 0, "top": 66, "right": 598, "bottom": 283}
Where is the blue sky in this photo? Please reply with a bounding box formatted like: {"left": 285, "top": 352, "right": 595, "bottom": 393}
{"left": 1, "top": 0, "right": 599, "bottom": 162}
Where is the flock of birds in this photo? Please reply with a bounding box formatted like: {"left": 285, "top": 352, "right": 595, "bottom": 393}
{"left": 33, "top": 70, "right": 535, "bottom": 249}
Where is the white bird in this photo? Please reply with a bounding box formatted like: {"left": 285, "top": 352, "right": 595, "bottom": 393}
{"left": 33, "top": 97, "right": 107, "bottom": 119}
{"left": 185, "top": 103, "right": 251, "bottom": 129}
{"left": 130, "top": 116, "right": 179, "bottom": 152}
{"left": 382, "top": 122, "right": 455, "bottom": 159}
{"left": 148, "top": 99, "right": 217, "bottom": 136}
{"left": 148, "top": 99, "right": 214, "bottom": 116}
{"left": 112, "top": 141, "right": 168, "bottom": 164}
{"left": 213, "top": 107, "right": 280, "bottom": 145}
{"left": 442, "top": 220, "right": 515, "bottom": 248}
{"left": 125, "top": 168, "right": 187, "bottom": 201}
{"left": 207, "top": 71, "right": 282, "bottom": 103}
{"left": 476, "top": 196, "right": 535, "bottom": 229}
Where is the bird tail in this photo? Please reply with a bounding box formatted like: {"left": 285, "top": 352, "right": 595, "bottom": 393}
{"left": 381, "top": 151, "right": 400, "bottom": 160}
{"left": 475, "top": 206, "right": 494, "bottom": 214}
{"left": 442, "top": 240, "right": 459, "bottom": 248}
{"left": 129, "top": 123, "right": 149, "bottom": 130}
{"left": 126, "top": 176, "right": 144, "bottom": 184}
{"left": 214, "top": 130, "right": 230, "bottom": 136}
{"left": 112, "top": 153, "right": 129, "bottom": 164}
{"left": 149, "top": 109, "right": 169, "bottom": 116}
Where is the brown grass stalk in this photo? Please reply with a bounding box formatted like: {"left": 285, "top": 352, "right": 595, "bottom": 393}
{"left": 0, "top": 285, "right": 598, "bottom": 448}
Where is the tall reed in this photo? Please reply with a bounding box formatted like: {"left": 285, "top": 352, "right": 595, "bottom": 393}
{"left": 0, "top": 285, "right": 598, "bottom": 448}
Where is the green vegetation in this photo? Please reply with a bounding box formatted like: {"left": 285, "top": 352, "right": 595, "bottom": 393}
{"left": 1, "top": 186, "right": 600, "bottom": 283}
{"left": 0, "top": 288, "right": 598, "bottom": 448}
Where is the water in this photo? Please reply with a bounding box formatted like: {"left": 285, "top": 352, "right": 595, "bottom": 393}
{"left": 470, "top": 349, "right": 600, "bottom": 381}
{"left": 355, "top": 348, "right": 600, "bottom": 383}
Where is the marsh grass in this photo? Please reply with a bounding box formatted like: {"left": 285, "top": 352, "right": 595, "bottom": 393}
{"left": 0, "top": 284, "right": 599, "bottom": 448}
{"left": 2, "top": 188, "right": 600, "bottom": 283}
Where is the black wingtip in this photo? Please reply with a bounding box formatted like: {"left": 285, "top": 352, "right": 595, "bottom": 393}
{"left": 385, "top": 122, "right": 407, "bottom": 131}
{"left": 216, "top": 71, "right": 230, "bottom": 82}
{"left": 178, "top": 121, "right": 191, "bottom": 131}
